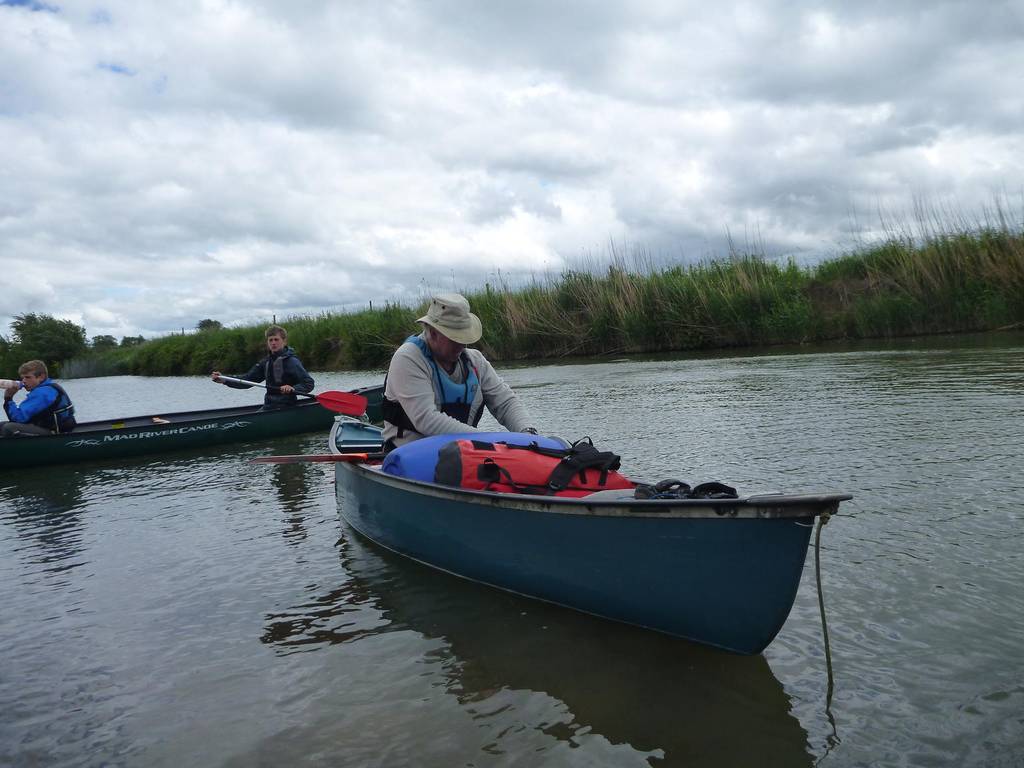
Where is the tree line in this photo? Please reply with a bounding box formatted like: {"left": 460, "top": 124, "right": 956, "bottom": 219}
{"left": 0, "top": 314, "right": 208, "bottom": 378}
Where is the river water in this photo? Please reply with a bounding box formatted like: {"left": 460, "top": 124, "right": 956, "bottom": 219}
{"left": 2, "top": 333, "right": 1023, "bottom": 767}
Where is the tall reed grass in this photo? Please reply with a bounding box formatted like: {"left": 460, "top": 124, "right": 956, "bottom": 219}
{"left": 71, "top": 208, "right": 1024, "bottom": 377}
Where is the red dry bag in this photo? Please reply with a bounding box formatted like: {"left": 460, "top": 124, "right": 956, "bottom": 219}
{"left": 434, "top": 437, "right": 635, "bottom": 497}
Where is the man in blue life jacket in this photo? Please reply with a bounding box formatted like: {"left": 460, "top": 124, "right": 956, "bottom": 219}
{"left": 212, "top": 325, "right": 314, "bottom": 408}
{"left": 381, "top": 292, "right": 537, "bottom": 451}
{"left": 2, "top": 360, "right": 77, "bottom": 437}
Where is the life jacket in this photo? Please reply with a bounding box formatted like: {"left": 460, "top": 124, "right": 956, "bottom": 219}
{"left": 381, "top": 335, "right": 482, "bottom": 436}
{"left": 263, "top": 348, "right": 300, "bottom": 405}
{"left": 29, "top": 381, "right": 77, "bottom": 434}
{"left": 434, "top": 437, "right": 636, "bottom": 497}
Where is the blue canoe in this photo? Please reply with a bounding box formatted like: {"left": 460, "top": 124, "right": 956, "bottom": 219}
{"left": 329, "top": 421, "right": 852, "bottom": 655}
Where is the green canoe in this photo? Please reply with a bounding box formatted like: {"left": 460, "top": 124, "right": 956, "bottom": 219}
{"left": 0, "top": 385, "right": 384, "bottom": 470}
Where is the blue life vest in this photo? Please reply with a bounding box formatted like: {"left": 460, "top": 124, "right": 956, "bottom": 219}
{"left": 408, "top": 335, "right": 480, "bottom": 416}
{"left": 381, "top": 335, "right": 482, "bottom": 434}
{"left": 29, "top": 381, "right": 77, "bottom": 434}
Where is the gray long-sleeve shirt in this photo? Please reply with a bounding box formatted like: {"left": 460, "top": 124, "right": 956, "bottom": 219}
{"left": 382, "top": 334, "right": 534, "bottom": 449}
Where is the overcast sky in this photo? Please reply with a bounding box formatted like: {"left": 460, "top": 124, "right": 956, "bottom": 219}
{"left": 1, "top": 0, "right": 1021, "bottom": 341}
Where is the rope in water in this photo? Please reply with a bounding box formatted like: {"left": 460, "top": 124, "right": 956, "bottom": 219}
{"left": 815, "top": 509, "right": 834, "bottom": 691}
{"left": 814, "top": 509, "right": 840, "bottom": 759}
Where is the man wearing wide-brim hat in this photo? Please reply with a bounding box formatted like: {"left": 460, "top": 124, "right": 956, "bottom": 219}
{"left": 381, "top": 292, "right": 537, "bottom": 450}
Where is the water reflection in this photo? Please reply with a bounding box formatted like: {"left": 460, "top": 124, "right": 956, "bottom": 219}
{"left": 0, "top": 469, "right": 87, "bottom": 573}
{"left": 269, "top": 464, "right": 313, "bottom": 545}
{"left": 262, "top": 531, "right": 814, "bottom": 766}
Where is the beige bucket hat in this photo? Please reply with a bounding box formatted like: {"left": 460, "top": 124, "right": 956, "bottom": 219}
{"left": 417, "top": 292, "right": 483, "bottom": 345}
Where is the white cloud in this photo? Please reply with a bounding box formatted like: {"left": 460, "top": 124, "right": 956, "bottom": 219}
{"left": 0, "top": 0, "right": 1022, "bottom": 340}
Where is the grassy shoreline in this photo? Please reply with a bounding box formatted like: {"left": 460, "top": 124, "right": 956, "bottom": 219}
{"left": 65, "top": 222, "right": 1024, "bottom": 378}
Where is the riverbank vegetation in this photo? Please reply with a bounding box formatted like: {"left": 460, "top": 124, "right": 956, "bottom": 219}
{"left": 27, "top": 213, "right": 1024, "bottom": 378}
{"left": 0, "top": 314, "right": 89, "bottom": 378}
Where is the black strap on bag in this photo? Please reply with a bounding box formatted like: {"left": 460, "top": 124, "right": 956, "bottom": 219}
{"left": 547, "top": 437, "right": 622, "bottom": 492}
{"left": 469, "top": 448, "right": 554, "bottom": 495}
{"left": 476, "top": 457, "right": 513, "bottom": 486}
{"left": 504, "top": 436, "right": 623, "bottom": 493}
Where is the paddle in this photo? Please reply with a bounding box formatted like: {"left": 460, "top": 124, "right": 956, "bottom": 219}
{"left": 215, "top": 374, "right": 307, "bottom": 394}
{"left": 313, "top": 391, "right": 370, "bottom": 416}
{"left": 215, "top": 375, "right": 368, "bottom": 417}
{"left": 251, "top": 452, "right": 386, "bottom": 464}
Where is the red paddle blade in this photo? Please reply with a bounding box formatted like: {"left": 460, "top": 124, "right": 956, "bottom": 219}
{"left": 314, "top": 390, "right": 369, "bottom": 416}
{"left": 250, "top": 452, "right": 385, "bottom": 464}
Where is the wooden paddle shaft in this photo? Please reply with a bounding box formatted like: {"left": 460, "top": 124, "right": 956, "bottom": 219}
{"left": 251, "top": 453, "right": 386, "bottom": 464}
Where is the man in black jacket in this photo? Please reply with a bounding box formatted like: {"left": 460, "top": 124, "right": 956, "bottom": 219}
{"left": 212, "top": 325, "right": 314, "bottom": 408}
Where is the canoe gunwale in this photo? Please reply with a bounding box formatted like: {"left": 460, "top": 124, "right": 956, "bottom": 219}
{"left": 1, "top": 398, "right": 344, "bottom": 469}
{"left": 338, "top": 461, "right": 850, "bottom": 520}
{"left": 67, "top": 399, "right": 326, "bottom": 433}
